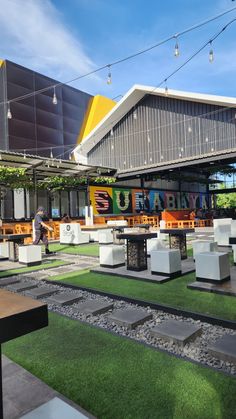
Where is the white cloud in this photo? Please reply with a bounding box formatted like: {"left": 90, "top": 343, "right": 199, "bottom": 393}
{"left": 0, "top": 0, "right": 100, "bottom": 90}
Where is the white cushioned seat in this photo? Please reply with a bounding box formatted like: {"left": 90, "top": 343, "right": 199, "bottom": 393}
{"left": 99, "top": 245, "right": 125, "bottom": 268}
{"left": 195, "top": 252, "right": 230, "bottom": 282}
{"left": 150, "top": 249, "right": 181, "bottom": 277}
{"left": 192, "top": 240, "right": 218, "bottom": 259}
{"left": 19, "top": 245, "right": 42, "bottom": 266}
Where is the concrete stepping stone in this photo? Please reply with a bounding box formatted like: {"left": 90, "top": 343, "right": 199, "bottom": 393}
{"left": 72, "top": 301, "right": 114, "bottom": 316}
{"left": 46, "top": 293, "right": 83, "bottom": 306}
{"left": 21, "top": 396, "right": 89, "bottom": 419}
{"left": 25, "top": 287, "right": 56, "bottom": 299}
{"left": 7, "top": 282, "right": 38, "bottom": 292}
{"left": 208, "top": 334, "right": 236, "bottom": 363}
{"left": 108, "top": 309, "right": 152, "bottom": 329}
{"left": 150, "top": 319, "right": 202, "bottom": 345}
{"left": 0, "top": 277, "right": 20, "bottom": 286}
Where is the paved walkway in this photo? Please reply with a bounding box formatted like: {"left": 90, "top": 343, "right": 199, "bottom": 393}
{"left": 2, "top": 355, "right": 96, "bottom": 419}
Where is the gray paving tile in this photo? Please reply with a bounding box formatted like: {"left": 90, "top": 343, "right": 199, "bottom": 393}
{"left": 0, "top": 277, "right": 20, "bottom": 286}
{"left": 108, "top": 309, "right": 152, "bottom": 329}
{"left": 25, "top": 287, "right": 56, "bottom": 299}
{"left": 150, "top": 319, "right": 202, "bottom": 345}
{"left": 46, "top": 293, "right": 83, "bottom": 306}
{"left": 73, "top": 300, "right": 114, "bottom": 315}
{"left": 7, "top": 282, "right": 38, "bottom": 292}
{"left": 208, "top": 334, "right": 236, "bottom": 363}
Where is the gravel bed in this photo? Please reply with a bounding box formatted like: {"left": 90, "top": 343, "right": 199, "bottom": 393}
{"left": 5, "top": 276, "right": 236, "bottom": 376}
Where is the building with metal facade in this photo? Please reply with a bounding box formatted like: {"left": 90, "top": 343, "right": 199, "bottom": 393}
{"left": 0, "top": 60, "right": 93, "bottom": 159}
{"left": 74, "top": 85, "right": 236, "bottom": 178}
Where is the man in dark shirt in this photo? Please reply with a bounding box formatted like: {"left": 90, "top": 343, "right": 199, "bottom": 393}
{"left": 33, "top": 207, "right": 54, "bottom": 255}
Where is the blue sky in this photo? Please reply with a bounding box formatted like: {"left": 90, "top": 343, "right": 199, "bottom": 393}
{"left": 0, "top": 0, "right": 236, "bottom": 99}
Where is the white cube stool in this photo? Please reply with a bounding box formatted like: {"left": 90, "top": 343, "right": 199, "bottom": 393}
{"left": 99, "top": 245, "right": 125, "bottom": 268}
{"left": 18, "top": 245, "right": 42, "bottom": 266}
{"left": 147, "top": 238, "right": 166, "bottom": 256}
{"left": 192, "top": 240, "right": 218, "bottom": 260}
{"left": 89, "top": 230, "right": 99, "bottom": 242}
{"left": 150, "top": 249, "right": 181, "bottom": 278}
{"left": 213, "top": 219, "right": 232, "bottom": 246}
{"left": 98, "top": 229, "right": 113, "bottom": 244}
{"left": 0, "top": 242, "right": 9, "bottom": 259}
{"left": 195, "top": 252, "right": 230, "bottom": 283}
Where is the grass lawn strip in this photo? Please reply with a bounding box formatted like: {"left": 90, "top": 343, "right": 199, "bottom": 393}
{"left": 3, "top": 312, "right": 236, "bottom": 419}
{"left": 49, "top": 243, "right": 99, "bottom": 257}
{"left": 0, "top": 260, "right": 72, "bottom": 278}
{"left": 47, "top": 270, "right": 236, "bottom": 321}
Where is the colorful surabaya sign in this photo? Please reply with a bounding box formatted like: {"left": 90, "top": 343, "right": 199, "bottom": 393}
{"left": 90, "top": 186, "right": 210, "bottom": 215}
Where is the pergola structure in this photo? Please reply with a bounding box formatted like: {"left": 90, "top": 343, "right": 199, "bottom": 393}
{"left": 0, "top": 150, "right": 116, "bottom": 214}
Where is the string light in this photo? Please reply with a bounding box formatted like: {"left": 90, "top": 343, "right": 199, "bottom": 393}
{"left": 164, "top": 80, "right": 168, "bottom": 96}
{"left": 50, "top": 148, "right": 53, "bottom": 159}
{"left": 7, "top": 103, "right": 12, "bottom": 119}
{"left": 23, "top": 150, "right": 26, "bottom": 159}
{"left": 133, "top": 110, "right": 137, "bottom": 120}
{"left": 52, "top": 87, "right": 57, "bottom": 105}
{"left": 69, "top": 152, "right": 72, "bottom": 160}
{"left": 107, "top": 65, "right": 112, "bottom": 85}
{"left": 0, "top": 9, "right": 235, "bottom": 111}
{"left": 110, "top": 128, "right": 114, "bottom": 136}
{"left": 174, "top": 36, "right": 180, "bottom": 57}
{"left": 209, "top": 41, "right": 214, "bottom": 63}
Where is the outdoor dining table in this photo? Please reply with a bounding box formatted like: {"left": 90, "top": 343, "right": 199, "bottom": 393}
{"left": 0, "top": 289, "right": 48, "bottom": 419}
{"left": 117, "top": 231, "right": 157, "bottom": 271}
{"left": 160, "top": 228, "right": 195, "bottom": 260}
{"left": 0, "top": 234, "right": 32, "bottom": 262}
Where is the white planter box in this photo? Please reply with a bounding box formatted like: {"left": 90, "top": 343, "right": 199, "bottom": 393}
{"left": 60, "top": 224, "right": 90, "bottom": 245}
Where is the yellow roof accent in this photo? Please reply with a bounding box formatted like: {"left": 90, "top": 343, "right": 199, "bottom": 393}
{"left": 77, "top": 95, "right": 116, "bottom": 144}
{"left": 0, "top": 59, "right": 5, "bottom": 67}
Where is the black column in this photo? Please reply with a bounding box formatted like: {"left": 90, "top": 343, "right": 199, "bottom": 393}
{"left": 0, "top": 344, "right": 3, "bottom": 419}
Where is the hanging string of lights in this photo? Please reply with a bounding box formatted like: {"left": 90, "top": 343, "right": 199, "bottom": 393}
{"left": 76, "top": 17, "right": 236, "bottom": 148}
{"left": 2, "top": 5, "right": 236, "bottom": 117}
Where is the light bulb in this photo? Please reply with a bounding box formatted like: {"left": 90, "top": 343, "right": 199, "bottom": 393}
{"left": 110, "top": 128, "right": 114, "bottom": 136}
{"left": 209, "top": 42, "right": 214, "bottom": 63}
{"left": 133, "top": 110, "right": 137, "bottom": 120}
{"left": 23, "top": 150, "right": 26, "bottom": 159}
{"left": 107, "top": 66, "right": 112, "bottom": 85}
{"left": 174, "top": 39, "right": 180, "bottom": 57}
{"left": 7, "top": 103, "right": 12, "bottom": 119}
{"left": 50, "top": 148, "right": 53, "bottom": 159}
{"left": 69, "top": 153, "right": 72, "bottom": 160}
{"left": 52, "top": 87, "right": 57, "bottom": 105}
{"left": 188, "top": 126, "right": 192, "bottom": 133}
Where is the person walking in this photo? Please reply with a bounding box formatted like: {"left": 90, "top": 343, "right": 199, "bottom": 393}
{"left": 33, "top": 207, "right": 55, "bottom": 255}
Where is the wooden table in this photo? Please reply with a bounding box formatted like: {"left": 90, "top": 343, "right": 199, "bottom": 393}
{"left": 0, "top": 234, "right": 32, "bottom": 262}
{"left": 0, "top": 290, "right": 48, "bottom": 418}
{"left": 160, "top": 228, "right": 194, "bottom": 260}
{"left": 117, "top": 232, "right": 156, "bottom": 271}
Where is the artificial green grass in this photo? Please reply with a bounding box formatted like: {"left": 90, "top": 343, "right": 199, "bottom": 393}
{"left": 48, "top": 270, "right": 236, "bottom": 321}
{"left": 49, "top": 243, "right": 99, "bottom": 257}
{"left": 0, "top": 260, "right": 71, "bottom": 278}
{"left": 3, "top": 312, "right": 236, "bottom": 419}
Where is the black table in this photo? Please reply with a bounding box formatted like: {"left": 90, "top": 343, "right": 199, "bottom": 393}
{"left": 117, "top": 232, "right": 156, "bottom": 271}
{"left": 0, "top": 234, "right": 32, "bottom": 262}
{"left": 160, "top": 228, "right": 195, "bottom": 260}
{"left": 0, "top": 289, "right": 48, "bottom": 419}
{"left": 229, "top": 237, "right": 236, "bottom": 245}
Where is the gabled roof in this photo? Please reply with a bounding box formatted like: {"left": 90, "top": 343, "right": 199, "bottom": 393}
{"left": 73, "top": 84, "right": 236, "bottom": 159}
